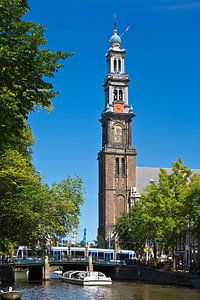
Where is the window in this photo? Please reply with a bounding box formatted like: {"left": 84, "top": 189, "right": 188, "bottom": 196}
{"left": 114, "top": 59, "right": 117, "bottom": 72}
{"left": 115, "top": 158, "right": 119, "bottom": 176}
{"left": 121, "top": 158, "right": 125, "bottom": 176}
{"left": 119, "top": 90, "right": 123, "bottom": 101}
{"left": 118, "top": 59, "right": 121, "bottom": 72}
{"left": 113, "top": 89, "right": 117, "bottom": 101}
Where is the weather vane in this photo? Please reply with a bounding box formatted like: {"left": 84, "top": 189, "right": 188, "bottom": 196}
{"left": 113, "top": 13, "right": 117, "bottom": 29}
{"left": 112, "top": 13, "right": 131, "bottom": 37}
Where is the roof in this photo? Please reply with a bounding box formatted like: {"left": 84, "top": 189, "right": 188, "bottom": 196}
{"left": 136, "top": 167, "right": 200, "bottom": 194}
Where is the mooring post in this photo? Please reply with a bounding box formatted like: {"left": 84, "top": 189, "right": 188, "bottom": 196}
{"left": 86, "top": 255, "right": 93, "bottom": 272}
{"left": 42, "top": 256, "right": 50, "bottom": 280}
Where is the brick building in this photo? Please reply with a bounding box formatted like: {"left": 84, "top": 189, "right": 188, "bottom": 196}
{"left": 98, "top": 27, "right": 137, "bottom": 247}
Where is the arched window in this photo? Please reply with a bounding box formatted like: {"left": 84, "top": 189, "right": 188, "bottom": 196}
{"left": 113, "top": 89, "right": 117, "bottom": 101}
{"left": 115, "top": 158, "right": 119, "bottom": 176}
{"left": 121, "top": 158, "right": 125, "bottom": 176}
{"left": 114, "top": 59, "right": 117, "bottom": 72}
{"left": 118, "top": 59, "right": 121, "bottom": 72}
{"left": 119, "top": 90, "right": 123, "bottom": 101}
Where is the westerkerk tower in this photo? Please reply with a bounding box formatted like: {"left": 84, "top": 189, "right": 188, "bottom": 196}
{"left": 98, "top": 27, "right": 137, "bottom": 247}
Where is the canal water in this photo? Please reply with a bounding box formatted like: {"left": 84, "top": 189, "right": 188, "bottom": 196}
{"left": 1, "top": 277, "right": 200, "bottom": 299}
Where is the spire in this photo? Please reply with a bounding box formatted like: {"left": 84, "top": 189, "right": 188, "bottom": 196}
{"left": 114, "top": 20, "right": 117, "bottom": 30}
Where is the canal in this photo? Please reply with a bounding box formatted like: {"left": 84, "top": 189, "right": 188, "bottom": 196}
{"left": 1, "top": 278, "right": 200, "bottom": 299}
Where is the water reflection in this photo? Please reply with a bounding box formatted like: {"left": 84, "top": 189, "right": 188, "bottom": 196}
{"left": 3, "top": 279, "right": 200, "bottom": 300}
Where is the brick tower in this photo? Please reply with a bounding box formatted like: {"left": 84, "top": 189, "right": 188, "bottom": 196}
{"left": 98, "top": 27, "right": 137, "bottom": 247}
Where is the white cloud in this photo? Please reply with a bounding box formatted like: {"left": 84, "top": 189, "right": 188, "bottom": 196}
{"left": 157, "top": 2, "right": 200, "bottom": 12}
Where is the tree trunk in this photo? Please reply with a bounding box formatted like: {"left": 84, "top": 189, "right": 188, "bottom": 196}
{"left": 172, "top": 243, "right": 176, "bottom": 271}
{"left": 153, "top": 240, "right": 157, "bottom": 259}
{"left": 198, "top": 236, "right": 200, "bottom": 266}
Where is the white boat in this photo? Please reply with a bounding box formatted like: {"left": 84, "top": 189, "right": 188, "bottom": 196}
{"left": 53, "top": 270, "right": 63, "bottom": 275}
{"left": 63, "top": 270, "right": 112, "bottom": 286}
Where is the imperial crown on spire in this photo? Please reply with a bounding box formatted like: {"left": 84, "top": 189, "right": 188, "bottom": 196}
{"left": 102, "top": 26, "right": 134, "bottom": 115}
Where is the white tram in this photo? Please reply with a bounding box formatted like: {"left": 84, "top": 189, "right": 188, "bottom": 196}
{"left": 50, "top": 246, "right": 135, "bottom": 262}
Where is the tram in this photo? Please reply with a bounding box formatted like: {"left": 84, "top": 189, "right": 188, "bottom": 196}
{"left": 50, "top": 246, "right": 135, "bottom": 262}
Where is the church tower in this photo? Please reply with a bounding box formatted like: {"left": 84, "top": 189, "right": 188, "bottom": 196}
{"left": 98, "top": 27, "right": 137, "bottom": 247}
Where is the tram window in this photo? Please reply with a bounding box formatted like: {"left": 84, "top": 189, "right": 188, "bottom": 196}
{"left": 98, "top": 252, "right": 104, "bottom": 258}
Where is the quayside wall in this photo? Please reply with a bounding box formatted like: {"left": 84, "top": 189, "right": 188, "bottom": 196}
{"left": 111, "top": 265, "right": 198, "bottom": 287}
{"left": 0, "top": 265, "right": 14, "bottom": 283}
{"left": 62, "top": 262, "right": 199, "bottom": 288}
{"left": 1, "top": 262, "right": 199, "bottom": 287}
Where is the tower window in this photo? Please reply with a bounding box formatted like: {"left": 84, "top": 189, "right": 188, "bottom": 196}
{"left": 114, "top": 59, "right": 117, "bottom": 72}
{"left": 115, "top": 158, "right": 119, "bottom": 176}
{"left": 118, "top": 59, "right": 121, "bottom": 72}
{"left": 119, "top": 90, "right": 123, "bottom": 101}
{"left": 121, "top": 158, "right": 126, "bottom": 176}
{"left": 113, "top": 89, "right": 118, "bottom": 101}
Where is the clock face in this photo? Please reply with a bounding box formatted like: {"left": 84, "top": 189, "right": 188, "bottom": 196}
{"left": 114, "top": 103, "right": 124, "bottom": 113}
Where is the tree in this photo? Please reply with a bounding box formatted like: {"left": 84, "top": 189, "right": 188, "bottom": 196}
{"left": 0, "top": 151, "right": 85, "bottom": 247}
{"left": 163, "top": 158, "right": 191, "bottom": 269}
{"left": 115, "top": 158, "right": 192, "bottom": 270}
{"left": 115, "top": 201, "right": 147, "bottom": 254}
{"left": 0, "top": 0, "right": 85, "bottom": 251}
{"left": 96, "top": 235, "right": 105, "bottom": 249}
{"left": 139, "top": 170, "right": 170, "bottom": 259}
{"left": 0, "top": 148, "right": 41, "bottom": 246}
{"left": 184, "top": 175, "right": 200, "bottom": 236}
{"left": 49, "top": 176, "right": 85, "bottom": 239}
{"left": 0, "top": 0, "right": 72, "bottom": 152}
{"left": 183, "top": 174, "right": 200, "bottom": 264}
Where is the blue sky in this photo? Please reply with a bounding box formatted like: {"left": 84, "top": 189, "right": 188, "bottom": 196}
{"left": 27, "top": 0, "right": 200, "bottom": 241}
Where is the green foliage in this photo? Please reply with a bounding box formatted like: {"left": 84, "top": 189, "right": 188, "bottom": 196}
{"left": 0, "top": 150, "right": 85, "bottom": 246}
{"left": 0, "top": 148, "right": 40, "bottom": 245}
{"left": 115, "top": 158, "right": 193, "bottom": 267}
{"left": 0, "top": 0, "right": 73, "bottom": 152}
{"left": 0, "top": 0, "right": 84, "bottom": 253}
{"left": 115, "top": 202, "right": 147, "bottom": 253}
{"left": 96, "top": 235, "right": 105, "bottom": 249}
{"left": 184, "top": 174, "right": 200, "bottom": 237}
{"left": 49, "top": 176, "right": 85, "bottom": 238}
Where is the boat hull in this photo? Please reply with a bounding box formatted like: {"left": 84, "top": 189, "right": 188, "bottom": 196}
{"left": 63, "top": 277, "right": 112, "bottom": 286}
{"left": 63, "top": 270, "right": 112, "bottom": 286}
{"left": 0, "top": 291, "right": 22, "bottom": 300}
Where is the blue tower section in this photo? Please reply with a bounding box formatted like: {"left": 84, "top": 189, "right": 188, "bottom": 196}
{"left": 81, "top": 228, "right": 87, "bottom": 246}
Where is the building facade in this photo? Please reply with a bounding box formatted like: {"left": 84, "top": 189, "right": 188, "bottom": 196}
{"left": 98, "top": 28, "right": 137, "bottom": 246}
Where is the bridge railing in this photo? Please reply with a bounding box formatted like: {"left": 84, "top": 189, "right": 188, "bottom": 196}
{"left": 49, "top": 256, "right": 121, "bottom": 265}
{"left": 1, "top": 255, "right": 123, "bottom": 266}
{"left": 14, "top": 257, "right": 44, "bottom": 264}
{"left": 0, "top": 257, "right": 14, "bottom": 265}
